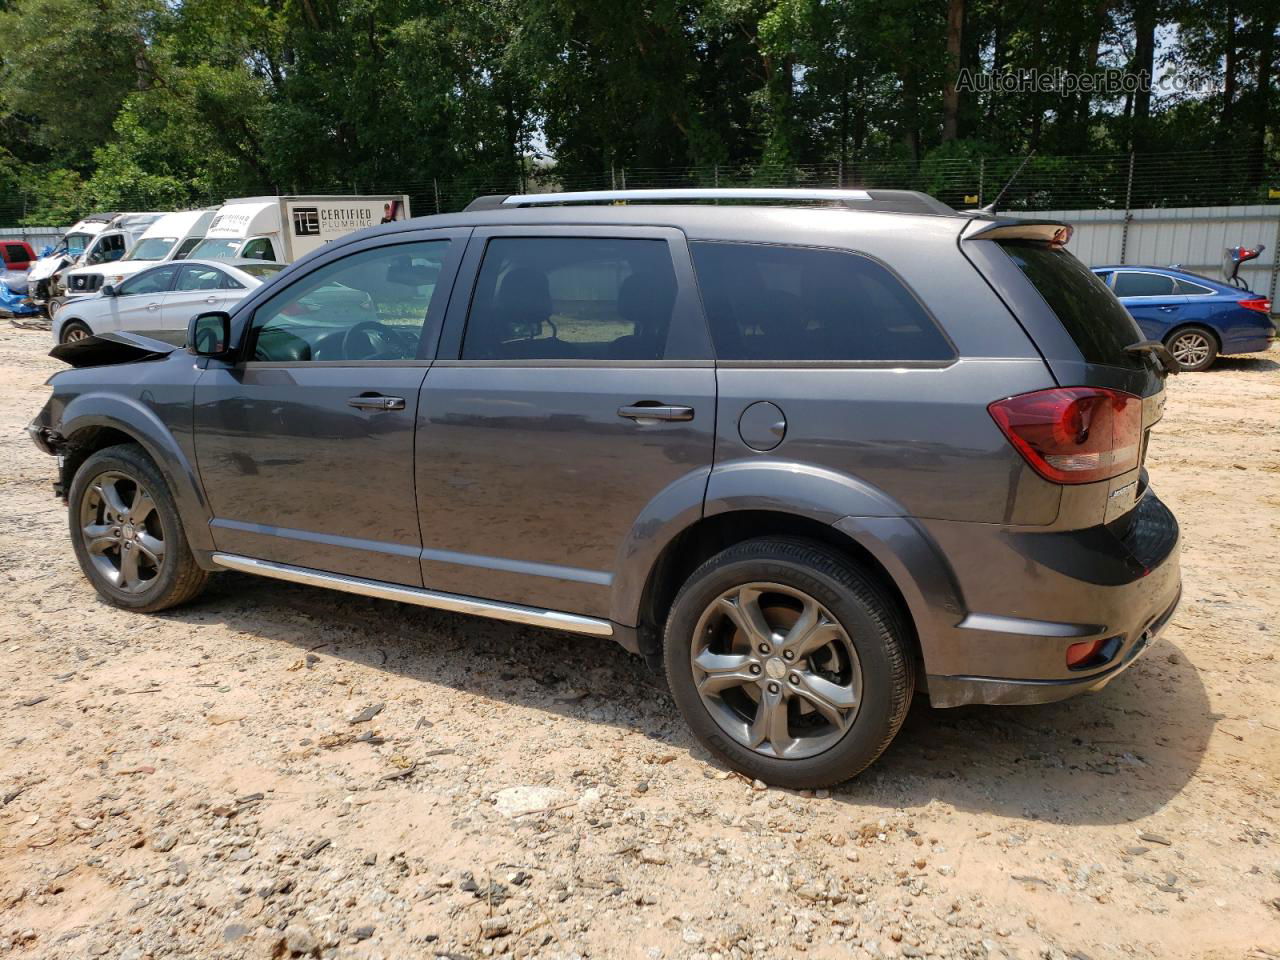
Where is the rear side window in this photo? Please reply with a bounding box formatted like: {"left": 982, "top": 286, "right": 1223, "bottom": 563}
{"left": 1113, "top": 271, "right": 1176, "bottom": 297}
{"left": 1175, "top": 278, "right": 1214, "bottom": 296}
{"left": 463, "top": 237, "right": 680, "bottom": 360}
{"left": 690, "top": 242, "right": 953, "bottom": 362}
{"left": 5, "top": 243, "right": 28, "bottom": 263}
{"left": 1002, "top": 243, "right": 1144, "bottom": 369}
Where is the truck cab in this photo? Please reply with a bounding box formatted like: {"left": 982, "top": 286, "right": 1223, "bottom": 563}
{"left": 64, "top": 209, "right": 215, "bottom": 299}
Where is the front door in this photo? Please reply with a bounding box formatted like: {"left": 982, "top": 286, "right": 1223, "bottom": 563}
{"left": 415, "top": 227, "right": 717, "bottom": 618}
{"left": 193, "top": 231, "right": 466, "bottom": 585}
{"left": 109, "top": 264, "right": 181, "bottom": 332}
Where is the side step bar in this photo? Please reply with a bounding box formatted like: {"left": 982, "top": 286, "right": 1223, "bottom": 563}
{"left": 210, "top": 553, "right": 614, "bottom": 638}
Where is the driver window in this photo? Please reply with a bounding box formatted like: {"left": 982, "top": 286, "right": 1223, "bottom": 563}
{"left": 248, "top": 240, "right": 448, "bottom": 362}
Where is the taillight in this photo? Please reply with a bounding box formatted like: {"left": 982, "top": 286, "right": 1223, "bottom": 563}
{"left": 988, "top": 387, "right": 1142, "bottom": 485}
{"left": 1239, "top": 297, "right": 1271, "bottom": 314}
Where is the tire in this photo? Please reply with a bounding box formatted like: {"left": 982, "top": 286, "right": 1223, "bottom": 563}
{"left": 59, "top": 319, "right": 92, "bottom": 344}
{"left": 1164, "top": 325, "right": 1218, "bottom": 372}
{"left": 663, "top": 537, "right": 914, "bottom": 788}
{"left": 67, "top": 444, "right": 209, "bottom": 613}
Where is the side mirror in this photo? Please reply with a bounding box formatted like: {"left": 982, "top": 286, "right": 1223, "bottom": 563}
{"left": 100, "top": 284, "right": 116, "bottom": 297}
{"left": 188, "top": 311, "right": 233, "bottom": 358}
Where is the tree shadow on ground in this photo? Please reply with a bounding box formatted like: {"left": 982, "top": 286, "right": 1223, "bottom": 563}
{"left": 160, "top": 570, "right": 1214, "bottom": 828}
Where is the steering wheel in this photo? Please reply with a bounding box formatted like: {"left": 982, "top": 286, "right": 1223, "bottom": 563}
{"left": 341, "top": 320, "right": 412, "bottom": 360}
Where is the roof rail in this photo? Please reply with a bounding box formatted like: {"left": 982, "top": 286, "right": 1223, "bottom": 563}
{"left": 464, "top": 188, "right": 956, "bottom": 216}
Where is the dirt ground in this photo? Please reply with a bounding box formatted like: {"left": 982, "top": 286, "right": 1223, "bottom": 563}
{"left": 0, "top": 323, "right": 1277, "bottom": 960}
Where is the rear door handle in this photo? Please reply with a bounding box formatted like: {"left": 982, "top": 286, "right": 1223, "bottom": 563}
{"left": 146, "top": 303, "right": 160, "bottom": 311}
{"left": 348, "top": 395, "right": 406, "bottom": 411}
{"left": 1158, "top": 305, "right": 1179, "bottom": 312}
{"left": 617, "top": 403, "right": 695, "bottom": 422}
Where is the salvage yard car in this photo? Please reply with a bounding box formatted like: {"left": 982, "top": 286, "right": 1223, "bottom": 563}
{"left": 52, "top": 259, "right": 286, "bottom": 344}
{"left": 1092, "top": 264, "right": 1276, "bottom": 371}
{"left": 27, "top": 188, "right": 1182, "bottom": 787}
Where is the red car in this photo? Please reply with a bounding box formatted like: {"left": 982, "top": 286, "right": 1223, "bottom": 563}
{"left": 1, "top": 240, "right": 36, "bottom": 271}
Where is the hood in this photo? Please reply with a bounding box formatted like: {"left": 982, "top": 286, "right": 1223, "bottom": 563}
{"left": 49, "top": 330, "right": 184, "bottom": 368}
{"left": 28, "top": 255, "right": 67, "bottom": 282}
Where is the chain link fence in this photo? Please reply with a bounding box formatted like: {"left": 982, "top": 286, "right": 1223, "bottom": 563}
{"left": 2, "top": 148, "right": 1276, "bottom": 229}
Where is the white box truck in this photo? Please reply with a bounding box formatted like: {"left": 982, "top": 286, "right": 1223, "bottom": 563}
{"left": 187, "top": 195, "right": 410, "bottom": 263}
{"left": 62, "top": 208, "right": 216, "bottom": 299}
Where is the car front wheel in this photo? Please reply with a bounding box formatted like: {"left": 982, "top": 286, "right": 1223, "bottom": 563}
{"left": 664, "top": 538, "right": 914, "bottom": 788}
{"left": 59, "top": 320, "right": 92, "bottom": 344}
{"left": 67, "top": 444, "right": 209, "bottom": 612}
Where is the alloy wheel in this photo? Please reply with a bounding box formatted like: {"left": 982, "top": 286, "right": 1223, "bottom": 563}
{"left": 1169, "top": 331, "right": 1211, "bottom": 368}
{"left": 63, "top": 326, "right": 89, "bottom": 343}
{"left": 79, "top": 471, "right": 166, "bottom": 593}
{"left": 690, "top": 582, "right": 863, "bottom": 760}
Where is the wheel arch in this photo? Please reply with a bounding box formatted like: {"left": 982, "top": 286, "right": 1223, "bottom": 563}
{"left": 1163, "top": 321, "right": 1221, "bottom": 350}
{"left": 625, "top": 508, "right": 963, "bottom": 677}
{"left": 56, "top": 398, "right": 214, "bottom": 554}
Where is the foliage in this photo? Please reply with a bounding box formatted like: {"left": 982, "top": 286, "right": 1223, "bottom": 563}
{"left": 0, "top": 0, "right": 1275, "bottom": 222}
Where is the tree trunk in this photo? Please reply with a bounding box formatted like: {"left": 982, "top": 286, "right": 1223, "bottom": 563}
{"left": 1251, "top": 11, "right": 1276, "bottom": 186}
{"left": 1130, "top": 0, "right": 1157, "bottom": 151}
{"left": 1223, "top": 5, "right": 1238, "bottom": 129}
{"left": 942, "top": 0, "right": 965, "bottom": 141}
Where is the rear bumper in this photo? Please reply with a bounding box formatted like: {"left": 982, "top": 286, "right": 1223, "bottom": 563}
{"left": 926, "top": 585, "right": 1179, "bottom": 706}
{"left": 917, "top": 492, "right": 1182, "bottom": 708}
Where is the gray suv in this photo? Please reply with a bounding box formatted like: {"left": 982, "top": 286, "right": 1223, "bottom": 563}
{"left": 28, "top": 188, "right": 1182, "bottom": 787}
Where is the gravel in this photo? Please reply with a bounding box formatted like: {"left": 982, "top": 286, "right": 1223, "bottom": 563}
{"left": 0, "top": 329, "right": 1277, "bottom": 958}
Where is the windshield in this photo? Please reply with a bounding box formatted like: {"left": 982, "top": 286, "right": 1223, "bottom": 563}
{"left": 189, "top": 238, "right": 242, "bottom": 260}
{"left": 126, "top": 237, "right": 178, "bottom": 261}
{"left": 63, "top": 233, "right": 91, "bottom": 257}
{"left": 238, "top": 263, "right": 287, "bottom": 279}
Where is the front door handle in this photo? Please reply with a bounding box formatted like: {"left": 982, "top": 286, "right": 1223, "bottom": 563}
{"left": 205, "top": 295, "right": 219, "bottom": 304}
{"left": 1158, "top": 305, "right": 1179, "bottom": 312}
{"left": 146, "top": 302, "right": 160, "bottom": 311}
{"left": 348, "top": 395, "right": 406, "bottom": 411}
{"left": 618, "top": 403, "right": 695, "bottom": 422}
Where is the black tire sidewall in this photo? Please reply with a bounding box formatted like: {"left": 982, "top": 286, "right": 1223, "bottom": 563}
{"left": 60, "top": 320, "right": 90, "bottom": 344}
{"left": 664, "top": 541, "right": 910, "bottom": 788}
{"left": 67, "top": 446, "right": 192, "bottom": 611}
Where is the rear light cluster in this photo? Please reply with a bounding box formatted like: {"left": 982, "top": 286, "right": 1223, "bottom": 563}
{"left": 988, "top": 387, "right": 1142, "bottom": 485}
{"left": 1238, "top": 297, "right": 1271, "bottom": 314}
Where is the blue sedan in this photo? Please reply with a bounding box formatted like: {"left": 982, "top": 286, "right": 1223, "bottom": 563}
{"left": 1092, "top": 265, "right": 1275, "bottom": 370}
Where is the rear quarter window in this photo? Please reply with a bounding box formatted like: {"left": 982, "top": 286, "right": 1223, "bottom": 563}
{"left": 1001, "top": 242, "right": 1145, "bottom": 369}
{"left": 690, "top": 241, "right": 953, "bottom": 362}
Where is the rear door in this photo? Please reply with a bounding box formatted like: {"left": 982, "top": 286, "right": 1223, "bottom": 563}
{"left": 164, "top": 263, "right": 242, "bottom": 330}
{"left": 414, "top": 226, "right": 716, "bottom": 618}
{"left": 963, "top": 232, "right": 1166, "bottom": 523}
{"left": 1111, "top": 270, "right": 1188, "bottom": 338}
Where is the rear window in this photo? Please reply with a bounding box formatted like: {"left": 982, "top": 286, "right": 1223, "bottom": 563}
{"left": 690, "top": 241, "right": 953, "bottom": 362}
{"left": 1002, "top": 243, "right": 1145, "bottom": 369}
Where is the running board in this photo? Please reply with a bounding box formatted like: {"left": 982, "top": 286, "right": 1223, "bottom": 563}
{"left": 210, "top": 553, "right": 615, "bottom": 638}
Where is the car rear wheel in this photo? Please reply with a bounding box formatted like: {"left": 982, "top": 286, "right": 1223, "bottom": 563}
{"left": 1165, "top": 325, "right": 1218, "bottom": 371}
{"left": 59, "top": 320, "right": 91, "bottom": 344}
{"left": 67, "top": 444, "right": 209, "bottom": 612}
{"left": 663, "top": 538, "right": 913, "bottom": 788}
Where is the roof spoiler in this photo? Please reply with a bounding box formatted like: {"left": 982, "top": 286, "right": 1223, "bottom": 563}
{"left": 464, "top": 188, "right": 957, "bottom": 216}
{"left": 963, "top": 218, "right": 1072, "bottom": 245}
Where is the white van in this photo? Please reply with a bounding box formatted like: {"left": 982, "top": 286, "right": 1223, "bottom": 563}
{"left": 187, "top": 195, "right": 411, "bottom": 264}
{"left": 63, "top": 209, "right": 215, "bottom": 299}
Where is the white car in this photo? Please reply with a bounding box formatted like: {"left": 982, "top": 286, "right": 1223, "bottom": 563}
{"left": 52, "top": 259, "right": 287, "bottom": 344}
